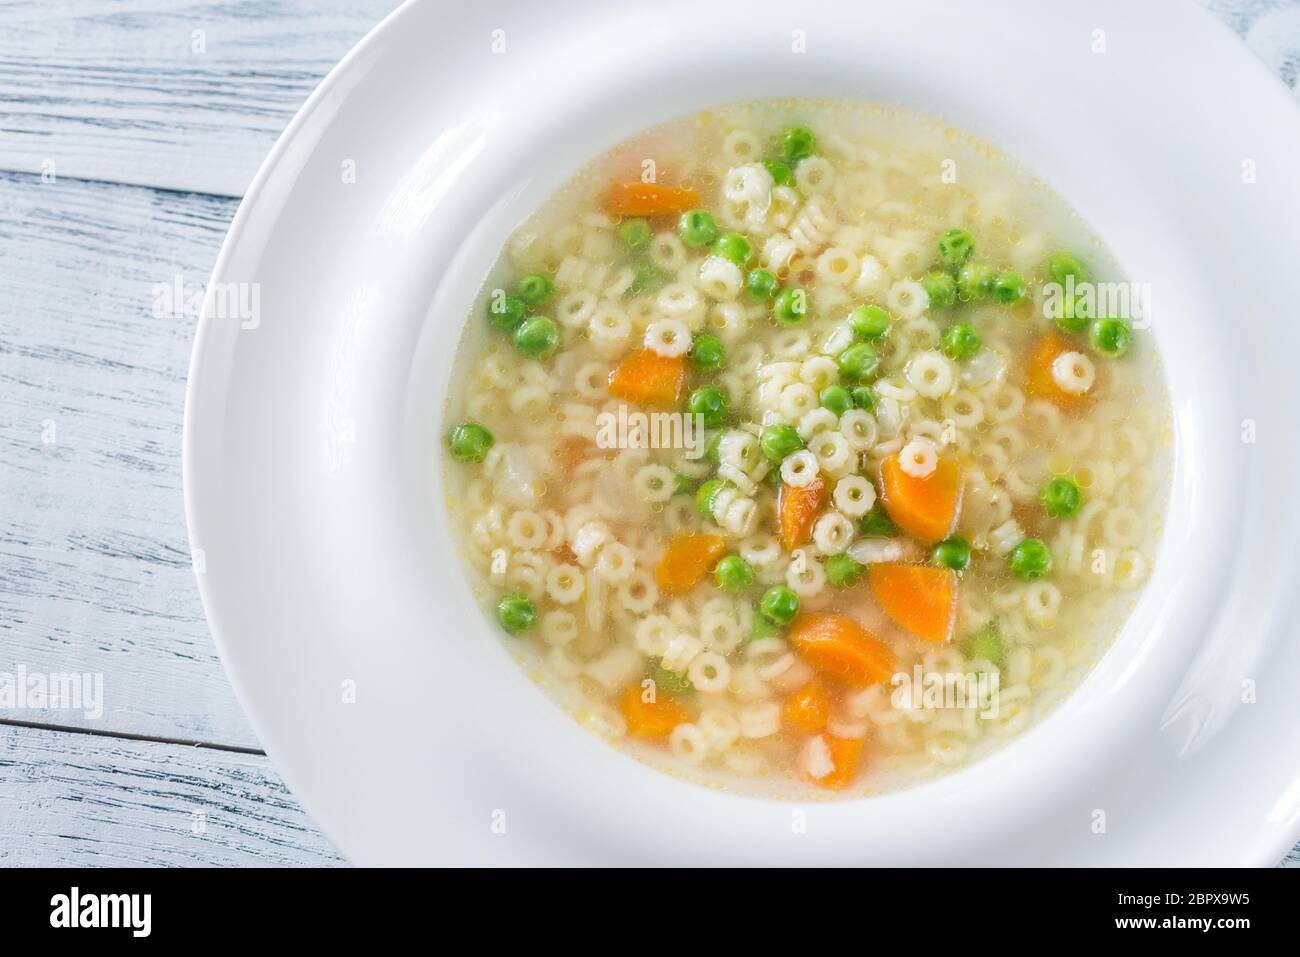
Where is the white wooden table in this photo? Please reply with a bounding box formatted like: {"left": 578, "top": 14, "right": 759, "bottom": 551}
{"left": 1, "top": 0, "right": 1297, "bottom": 867}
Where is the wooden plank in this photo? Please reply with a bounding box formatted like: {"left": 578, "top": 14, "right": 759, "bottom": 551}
{"left": 1205, "top": 0, "right": 1300, "bottom": 94}
{"left": 0, "top": 723, "right": 344, "bottom": 866}
{"left": 0, "top": 170, "right": 260, "bottom": 745}
{"left": 0, "top": 0, "right": 400, "bottom": 197}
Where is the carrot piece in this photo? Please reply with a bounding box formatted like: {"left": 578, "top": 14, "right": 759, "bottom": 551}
{"left": 778, "top": 476, "right": 828, "bottom": 550}
{"left": 655, "top": 533, "right": 727, "bottom": 595}
{"left": 789, "top": 612, "right": 896, "bottom": 686}
{"left": 807, "top": 734, "right": 866, "bottom": 790}
{"left": 879, "top": 452, "right": 962, "bottom": 544}
{"left": 620, "top": 683, "right": 690, "bottom": 739}
{"left": 556, "top": 435, "right": 593, "bottom": 471}
{"left": 868, "top": 563, "right": 958, "bottom": 643}
{"left": 608, "top": 349, "right": 686, "bottom": 406}
{"left": 784, "top": 678, "right": 833, "bottom": 732}
{"left": 1025, "top": 332, "right": 1093, "bottom": 410}
{"left": 606, "top": 181, "right": 701, "bottom": 217}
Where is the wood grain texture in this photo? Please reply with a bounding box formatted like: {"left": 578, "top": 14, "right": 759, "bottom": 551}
{"left": 0, "top": 171, "right": 262, "bottom": 746}
{"left": 0, "top": 724, "right": 344, "bottom": 866}
{"left": 1206, "top": 0, "right": 1300, "bottom": 92}
{"left": 0, "top": 0, "right": 400, "bottom": 196}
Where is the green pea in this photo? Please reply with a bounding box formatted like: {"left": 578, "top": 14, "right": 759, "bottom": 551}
{"left": 774, "top": 287, "right": 808, "bottom": 326}
{"left": 712, "top": 232, "right": 753, "bottom": 268}
{"left": 933, "top": 536, "right": 970, "bottom": 572}
{"left": 759, "top": 585, "right": 800, "bottom": 625}
{"left": 696, "top": 479, "right": 726, "bottom": 519}
{"left": 689, "top": 333, "right": 726, "bottom": 373}
{"left": 825, "top": 553, "right": 863, "bottom": 588}
{"left": 630, "top": 259, "right": 663, "bottom": 294}
{"left": 937, "top": 228, "right": 974, "bottom": 269}
{"left": 860, "top": 504, "right": 897, "bottom": 537}
{"left": 704, "top": 430, "right": 723, "bottom": 464}
{"left": 956, "top": 262, "right": 993, "bottom": 301}
{"left": 1046, "top": 251, "right": 1088, "bottom": 287}
{"left": 513, "top": 315, "right": 559, "bottom": 359}
{"left": 751, "top": 605, "right": 782, "bottom": 640}
{"left": 517, "top": 274, "right": 554, "bottom": 306}
{"left": 851, "top": 385, "right": 879, "bottom": 412}
{"left": 496, "top": 593, "right": 537, "bottom": 635}
{"left": 961, "top": 623, "right": 1005, "bottom": 668}
{"left": 673, "top": 472, "right": 698, "bottom": 497}
{"left": 762, "top": 156, "right": 795, "bottom": 186}
{"left": 760, "top": 424, "right": 804, "bottom": 463}
{"left": 849, "top": 304, "right": 891, "bottom": 340}
{"left": 678, "top": 209, "right": 718, "bottom": 248}
{"left": 820, "top": 385, "right": 853, "bottom": 416}
{"left": 837, "top": 342, "right": 879, "bottom": 382}
{"left": 487, "top": 293, "right": 527, "bottom": 332}
{"left": 1008, "top": 538, "right": 1053, "bottom": 581}
{"left": 715, "top": 555, "right": 755, "bottom": 592}
{"left": 687, "top": 386, "right": 728, "bottom": 428}
{"left": 1040, "top": 476, "right": 1084, "bottom": 518}
{"left": 991, "top": 271, "right": 1028, "bottom": 304}
{"left": 922, "top": 271, "right": 957, "bottom": 307}
{"left": 655, "top": 666, "right": 692, "bottom": 694}
{"left": 619, "top": 218, "right": 652, "bottom": 250}
{"left": 941, "top": 322, "right": 982, "bottom": 361}
{"left": 1051, "top": 290, "right": 1092, "bottom": 333}
{"left": 780, "top": 125, "right": 817, "bottom": 163}
{"left": 747, "top": 267, "right": 780, "bottom": 300}
{"left": 447, "top": 422, "right": 494, "bottom": 463}
{"left": 1089, "top": 317, "right": 1132, "bottom": 357}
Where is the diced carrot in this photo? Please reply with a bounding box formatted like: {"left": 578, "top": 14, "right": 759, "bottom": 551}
{"left": 879, "top": 452, "right": 962, "bottom": 544}
{"left": 556, "top": 435, "right": 593, "bottom": 471}
{"left": 783, "top": 678, "right": 833, "bottom": 732}
{"left": 608, "top": 349, "right": 686, "bottom": 406}
{"left": 789, "top": 612, "right": 896, "bottom": 686}
{"left": 620, "top": 683, "right": 690, "bottom": 739}
{"left": 606, "top": 181, "right": 700, "bottom": 217}
{"left": 808, "top": 734, "right": 865, "bottom": 790}
{"left": 868, "top": 563, "right": 958, "bottom": 643}
{"left": 654, "top": 533, "right": 727, "bottom": 594}
{"left": 1025, "top": 332, "right": 1093, "bottom": 410}
{"left": 778, "top": 476, "right": 828, "bottom": 550}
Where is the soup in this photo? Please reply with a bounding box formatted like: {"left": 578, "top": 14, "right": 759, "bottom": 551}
{"left": 441, "top": 100, "right": 1169, "bottom": 796}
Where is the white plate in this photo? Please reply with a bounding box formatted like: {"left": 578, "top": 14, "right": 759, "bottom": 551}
{"left": 185, "top": 0, "right": 1300, "bottom": 865}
